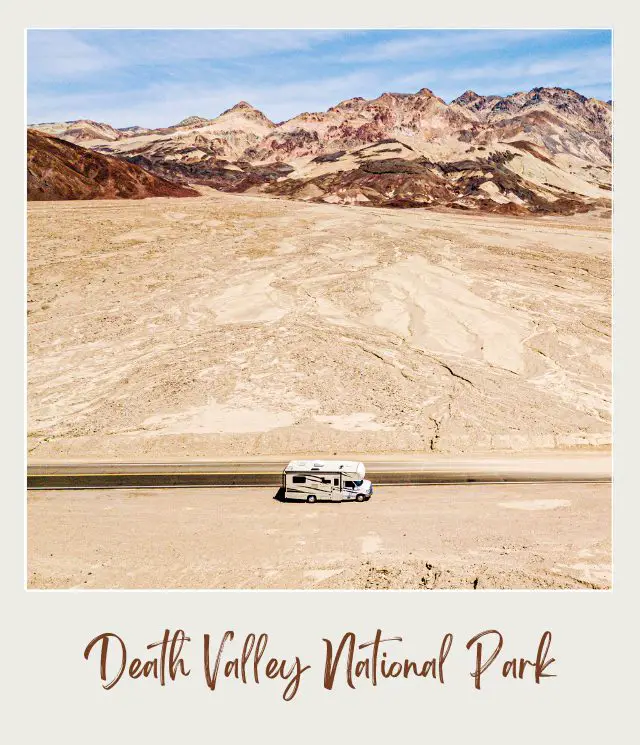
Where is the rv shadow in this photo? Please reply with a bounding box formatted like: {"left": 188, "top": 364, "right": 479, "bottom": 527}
{"left": 272, "top": 487, "right": 348, "bottom": 505}
{"left": 273, "top": 487, "right": 287, "bottom": 502}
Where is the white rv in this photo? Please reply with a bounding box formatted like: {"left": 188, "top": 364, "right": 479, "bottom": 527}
{"left": 282, "top": 460, "right": 373, "bottom": 503}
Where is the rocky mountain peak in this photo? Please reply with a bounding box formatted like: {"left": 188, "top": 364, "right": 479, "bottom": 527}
{"left": 329, "top": 96, "right": 366, "bottom": 111}
{"left": 176, "top": 115, "right": 211, "bottom": 127}
{"left": 454, "top": 90, "right": 481, "bottom": 104}
{"left": 219, "top": 101, "right": 275, "bottom": 127}
{"left": 224, "top": 101, "right": 260, "bottom": 114}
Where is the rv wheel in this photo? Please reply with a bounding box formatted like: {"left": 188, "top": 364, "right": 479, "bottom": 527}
{"left": 307, "top": 495, "right": 317, "bottom": 504}
{"left": 356, "top": 494, "right": 366, "bottom": 502}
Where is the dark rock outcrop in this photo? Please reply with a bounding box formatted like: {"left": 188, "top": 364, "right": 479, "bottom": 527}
{"left": 27, "top": 129, "right": 199, "bottom": 201}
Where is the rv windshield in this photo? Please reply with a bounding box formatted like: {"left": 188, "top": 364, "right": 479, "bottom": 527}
{"left": 354, "top": 480, "right": 363, "bottom": 487}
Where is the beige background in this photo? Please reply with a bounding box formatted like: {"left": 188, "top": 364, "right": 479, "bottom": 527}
{"left": 7, "top": 2, "right": 638, "bottom": 741}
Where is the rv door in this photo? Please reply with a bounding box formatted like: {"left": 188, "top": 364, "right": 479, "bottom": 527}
{"left": 330, "top": 475, "right": 342, "bottom": 501}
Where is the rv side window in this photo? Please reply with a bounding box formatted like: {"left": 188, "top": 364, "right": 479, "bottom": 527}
{"left": 292, "top": 476, "right": 306, "bottom": 484}
{"left": 344, "top": 480, "right": 355, "bottom": 488}
{"left": 334, "top": 478, "right": 339, "bottom": 486}
{"left": 321, "top": 478, "right": 330, "bottom": 484}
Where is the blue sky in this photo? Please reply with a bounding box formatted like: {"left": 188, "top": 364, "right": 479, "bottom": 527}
{"left": 27, "top": 30, "right": 612, "bottom": 128}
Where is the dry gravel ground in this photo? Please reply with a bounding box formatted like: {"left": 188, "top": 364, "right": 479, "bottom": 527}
{"left": 27, "top": 483, "right": 611, "bottom": 590}
{"left": 28, "top": 191, "right": 610, "bottom": 460}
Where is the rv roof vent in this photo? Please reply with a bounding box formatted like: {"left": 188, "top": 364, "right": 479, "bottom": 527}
{"left": 313, "top": 461, "right": 323, "bottom": 467}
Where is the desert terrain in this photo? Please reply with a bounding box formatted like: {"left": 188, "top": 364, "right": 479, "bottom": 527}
{"left": 27, "top": 191, "right": 610, "bottom": 460}
{"left": 27, "top": 80, "right": 612, "bottom": 592}
{"left": 27, "top": 483, "right": 611, "bottom": 590}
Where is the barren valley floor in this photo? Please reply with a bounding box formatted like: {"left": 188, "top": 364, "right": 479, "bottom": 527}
{"left": 27, "top": 483, "right": 611, "bottom": 590}
{"left": 27, "top": 192, "right": 611, "bottom": 460}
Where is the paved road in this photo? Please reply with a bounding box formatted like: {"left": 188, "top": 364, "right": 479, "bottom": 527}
{"left": 27, "top": 453, "right": 611, "bottom": 489}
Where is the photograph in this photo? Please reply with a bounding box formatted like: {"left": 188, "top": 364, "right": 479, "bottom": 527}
{"left": 26, "top": 28, "right": 612, "bottom": 590}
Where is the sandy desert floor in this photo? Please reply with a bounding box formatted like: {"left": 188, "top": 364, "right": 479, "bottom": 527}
{"left": 27, "top": 483, "right": 611, "bottom": 590}
{"left": 28, "top": 191, "right": 610, "bottom": 459}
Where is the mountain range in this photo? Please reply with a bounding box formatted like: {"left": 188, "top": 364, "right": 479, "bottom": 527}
{"left": 28, "top": 86, "right": 612, "bottom": 213}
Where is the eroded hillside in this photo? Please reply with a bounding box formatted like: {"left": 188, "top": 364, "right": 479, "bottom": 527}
{"left": 27, "top": 129, "right": 198, "bottom": 201}
{"left": 27, "top": 192, "right": 611, "bottom": 460}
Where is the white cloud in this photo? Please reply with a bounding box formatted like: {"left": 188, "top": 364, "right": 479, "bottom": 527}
{"left": 27, "top": 30, "right": 119, "bottom": 80}
{"left": 340, "top": 30, "right": 575, "bottom": 64}
{"left": 27, "top": 30, "right": 350, "bottom": 83}
{"left": 28, "top": 70, "right": 380, "bottom": 128}
{"left": 444, "top": 47, "right": 611, "bottom": 83}
{"left": 396, "top": 47, "right": 611, "bottom": 100}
